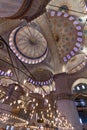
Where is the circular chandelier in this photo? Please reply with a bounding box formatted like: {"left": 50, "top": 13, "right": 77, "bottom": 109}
{"left": 9, "top": 25, "right": 48, "bottom": 64}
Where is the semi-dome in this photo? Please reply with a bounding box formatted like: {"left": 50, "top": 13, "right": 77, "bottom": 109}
{"left": 28, "top": 68, "right": 53, "bottom": 86}
{"left": 66, "top": 54, "right": 86, "bottom": 73}
{"left": 47, "top": 10, "right": 84, "bottom": 63}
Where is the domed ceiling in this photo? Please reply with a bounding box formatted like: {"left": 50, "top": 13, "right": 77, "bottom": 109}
{"left": 0, "top": 0, "right": 86, "bottom": 97}
{"left": 47, "top": 10, "right": 84, "bottom": 63}
{"left": 9, "top": 25, "right": 48, "bottom": 64}
{"left": 0, "top": 0, "right": 87, "bottom": 128}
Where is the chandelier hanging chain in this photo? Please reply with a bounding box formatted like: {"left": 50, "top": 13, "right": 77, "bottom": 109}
{"left": 0, "top": 36, "right": 48, "bottom": 94}
{"left": 0, "top": 36, "right": 35, "bottom": 79}
{"left": 0, "top": 36, "right": 20, "bottom": 84}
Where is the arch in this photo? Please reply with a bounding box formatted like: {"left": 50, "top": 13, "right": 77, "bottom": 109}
{"left": 71, "top": 78, "right": 87, "bottom": 93}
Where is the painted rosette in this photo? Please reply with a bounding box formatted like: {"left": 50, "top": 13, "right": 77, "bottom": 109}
{"left": 9, "top": 25, "right": 48, "bottom": 64}
{"left": 66, "top": 54, "right": 87, "bottom": 74}
{"left": 47, "top": 10, "right": 84, "bottom": 63}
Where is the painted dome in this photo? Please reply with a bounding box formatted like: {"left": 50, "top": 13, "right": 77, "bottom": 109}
{"left": 47, "top": 10, "right": 84, "bottom": 63}
{"left": 9, "top": 25, "right": 48, "bottom": 64}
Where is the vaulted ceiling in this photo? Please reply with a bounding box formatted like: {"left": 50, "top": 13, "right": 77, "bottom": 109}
{"left": 0, "top": 0, "right": 87, "bottom": 128}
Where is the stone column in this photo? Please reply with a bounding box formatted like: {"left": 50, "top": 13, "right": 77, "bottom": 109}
{"left": 54, "top": 73, "right": 82, "bottom": 130}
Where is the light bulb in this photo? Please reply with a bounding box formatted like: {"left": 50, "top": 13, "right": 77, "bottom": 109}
{"left": 24, "top": 79, "right": 27, "bottom": 84}
{"left": 26, "top": 93, "right": 29, "bottom": 97}
{"left": 36, "top": 103, "right": 38, "bottom": 106}
{"left": 33, "top": 98, "right": 35, "bottom": 102}
{"left": 15, "top": 86, "right": 18, "bottom": 90}
{"left": 6, "top": 69, "right": 11, "bottom": 75}
{"left": 14, "top": 101, "right": 16, "bottom": 104}
{"left": 18, "top": 100, "right": 21, "bottom": 104}
{"left": 6, "top": 96, "right": 9, "bottom": 99}
{"left": 10, "top": 103, "right": 12, "bottom": 106}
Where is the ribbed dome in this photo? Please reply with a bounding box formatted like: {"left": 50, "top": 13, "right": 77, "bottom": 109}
{"left": 9, "top": 25, "right": 48, "bottom": 64}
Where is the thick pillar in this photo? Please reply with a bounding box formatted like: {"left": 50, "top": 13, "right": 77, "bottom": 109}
{"left": 54, "top": 73, "right": 82, "bottom": 130}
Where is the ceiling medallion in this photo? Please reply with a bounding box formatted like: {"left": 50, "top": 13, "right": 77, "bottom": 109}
{"left": 9, "top": 25, "right": 48, "bottom": 64}
{"left": 47, "top": 10, "right": 84, "bottom": 63}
